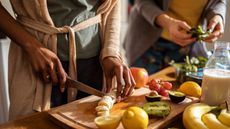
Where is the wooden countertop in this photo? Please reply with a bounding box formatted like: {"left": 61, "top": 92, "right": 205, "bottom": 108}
{"left": 0, "top": 67, "right": 177, "bottom": 129}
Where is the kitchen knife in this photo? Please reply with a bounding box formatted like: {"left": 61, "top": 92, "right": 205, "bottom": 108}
{"left": 66, "top": 77, "right": 105, "bottom": 97}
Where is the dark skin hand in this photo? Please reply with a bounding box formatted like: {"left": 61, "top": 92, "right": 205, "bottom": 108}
{"left": 0, "top": 4, "right": 67, "bottom": 88}
{"left": 102, "top": 57, "right": 136, "bottom": 102}
{"left": 0, "top": 3, "right": 135, "bottom": 98}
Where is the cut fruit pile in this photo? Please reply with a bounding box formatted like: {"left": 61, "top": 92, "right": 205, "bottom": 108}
{"left": 95, "top": 92, "right": 116, "bottom": 116}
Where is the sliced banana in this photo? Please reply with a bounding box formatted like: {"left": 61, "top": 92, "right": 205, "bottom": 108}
{"left": 97, "top": 110, "right": 109, "bottom": 116}
{"left": 96, "top": 93, "right": 116, "bottom": 116}
{"left": 95, "top": 105, "right": 109, "bottom": 112}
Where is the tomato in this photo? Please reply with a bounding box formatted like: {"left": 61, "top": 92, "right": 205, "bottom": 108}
{"left": 161, "top": 82, "right": 173, "bottom": 90}
{"left": 130, "top": 67, "right": 149, "bottom": 88}
{"left": 159, "top": 87, "right": 169, "bottom": 97}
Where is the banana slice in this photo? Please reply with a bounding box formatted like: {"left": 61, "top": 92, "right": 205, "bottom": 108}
{"left": 95, "top": 105, "right": 109, "bottom": 112}
{"left": 97, "top": 110, "right": 110, "bottom": 116}
{"left": 96, "top": 92, "right": 117, "bottom": 116}
{"left": 98, "top": 96, "right": 114, "bottom": 109}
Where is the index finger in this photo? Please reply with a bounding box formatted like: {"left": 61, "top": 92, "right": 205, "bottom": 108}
{"left": 56, "top": 59, "right": 67, "bottom": 86}
{"left": 208, "top": 20, "right": 218, "bottom": 32}
{"left": 174, "top": 31, "right": 192, "bottom": 39}
{"left": 115, "top": 66, "right": 123, "bottom": 102}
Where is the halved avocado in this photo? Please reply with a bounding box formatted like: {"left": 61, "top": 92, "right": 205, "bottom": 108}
{"left": 168, "top": 91, "right": 186, "bottom": 103}
{"left": 143, "top": 102, "right": 171, "bottom": 118}
{"left": 145, "top": 95, "right": 161, "bottom": 102}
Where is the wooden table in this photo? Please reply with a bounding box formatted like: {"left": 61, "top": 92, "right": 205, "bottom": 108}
{"left": 0, "top": 67, "right": 180, "bottom": 129}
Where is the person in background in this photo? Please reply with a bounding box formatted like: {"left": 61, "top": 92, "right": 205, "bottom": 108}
{"left": 128, "top": 0, "right": 135, "bottom": 14}
{"left": 124, "top": 0, "right": 227, "bottom": 74}
{"left": 0, "top": 0, "right": 135, "bottom": 120}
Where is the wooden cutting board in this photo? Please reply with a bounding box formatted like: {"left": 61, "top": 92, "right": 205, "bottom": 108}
{"left": 49, "top": 88, "right": 199, "bottom": 129}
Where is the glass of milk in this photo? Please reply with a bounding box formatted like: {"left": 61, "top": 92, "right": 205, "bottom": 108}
{"left": 201, "top": 41, "right": 230, "bottom": 106}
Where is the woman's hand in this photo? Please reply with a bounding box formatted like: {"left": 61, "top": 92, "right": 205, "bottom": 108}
{"left": 204, "top": 15, "right": 224, "bottom": 42}
{"left": 0, "top": 4, "right": 66, "bottom": 88}
{"left": 102, "top": 57, "right": 136, "bottom": 101}
{"left": 25, "top": 43, "right": 67, "bottom": 87}
{"left": 156, "top": 14, "right": 196, "bottom": 46}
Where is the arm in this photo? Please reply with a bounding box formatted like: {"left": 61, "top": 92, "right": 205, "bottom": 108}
{"left": 136, "top": 0, "right": 195, "bottom": 46}
{"left": 204, "top": 0, "right": 227, "bottom": 42}
{"left": 135, "top": 0, "right": 164, "bottom": 29}
{"left": 0, "top": 3, "right": 66, "bottom": 87}
{"left": 101, "top": 0, "right": 135, "bottom": 101}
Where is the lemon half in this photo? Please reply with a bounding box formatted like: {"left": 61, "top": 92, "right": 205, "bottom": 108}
{"left": 94, "top": 115, "right": 121, "bottom": 129}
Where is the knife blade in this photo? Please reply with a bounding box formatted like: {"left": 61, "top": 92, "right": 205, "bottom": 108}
{"left": 66, "top": 77, "right": 105, "bottom": 97}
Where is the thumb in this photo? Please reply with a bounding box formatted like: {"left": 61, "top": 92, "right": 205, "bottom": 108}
{"left": 179, "top": 21, "right": 191, "bottom": 31}
{"left": 208, "top": 19, "right": 218, "bottom": 32}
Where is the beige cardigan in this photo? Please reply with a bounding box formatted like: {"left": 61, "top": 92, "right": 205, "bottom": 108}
{"left": 8, "top": 0, "right": 121, "bottom": 119}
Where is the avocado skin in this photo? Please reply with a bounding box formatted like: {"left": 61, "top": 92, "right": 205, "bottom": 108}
{"left": 169, "top": 91, "right": 186, "bottom": 103}
{"left": 145, "top": 95, "right": 161, "bottom": 102}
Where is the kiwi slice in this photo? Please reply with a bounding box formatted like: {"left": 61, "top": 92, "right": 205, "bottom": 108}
{"left": 143, "top": 102, "right": 171, "bottom": 118}
{"left": 168, "top": 91, "right": 186, "bottom": 103}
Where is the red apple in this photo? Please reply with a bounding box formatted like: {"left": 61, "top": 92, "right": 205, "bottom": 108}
{"left": 130, "top": 67, "right": 149, "bottom": 88}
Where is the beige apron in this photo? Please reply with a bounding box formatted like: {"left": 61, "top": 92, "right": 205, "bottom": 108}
{"left": 8, "top": 0, "right": 121, "bottom": 120}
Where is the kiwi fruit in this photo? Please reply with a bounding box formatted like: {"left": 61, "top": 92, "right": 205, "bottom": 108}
{"left": 143, "top": 102, "right": 171, "bottom": 118}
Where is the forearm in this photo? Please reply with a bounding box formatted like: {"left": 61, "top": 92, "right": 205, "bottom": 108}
{"left": 0, "top": 4, "right": 41, "bottom": 52}
{"left": 135, "top": 0, "right": 164, "bottom": 29}
{"left": 101, "top": 0, "right": 121, "bottom": 61}
{"left": 155, "top": 14, "right": 173, "bottom": 29}
{"left": 205, "top": 0, "right": 227, "bottom": 26}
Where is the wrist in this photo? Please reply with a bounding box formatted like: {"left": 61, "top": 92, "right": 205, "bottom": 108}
{"left": 155, "top": 14, "right": 172, "bottom": 29}
{"left": 22, "top": 38, "right": 42, "bottom": 54}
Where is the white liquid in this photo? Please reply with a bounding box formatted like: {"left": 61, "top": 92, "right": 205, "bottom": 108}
{"left": 201, "top": 69, "right": 230, "bottom": 106}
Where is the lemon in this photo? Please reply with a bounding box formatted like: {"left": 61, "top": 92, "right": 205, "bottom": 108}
{"left": 121, "top": 106, "right": 148, "bottom": 129}
{"left": 178, "top": 81, "right": 201, "bottom": 97}
{"left": 94, "top": 115, "right": 121, "bottom": 129}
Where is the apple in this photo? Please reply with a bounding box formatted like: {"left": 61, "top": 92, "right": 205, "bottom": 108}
{"left": 130, "top": 67, "right": 149, "bottom": 88}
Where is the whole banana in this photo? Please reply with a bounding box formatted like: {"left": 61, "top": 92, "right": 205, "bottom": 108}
{"left": 183, "top": 103, "right": 212, "bottom": 129}
{"left": 202, "top": 113, "right": 230, "bottom": 129}
{"left": 218, "top": 109, "right": 230, "bottom": 127}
